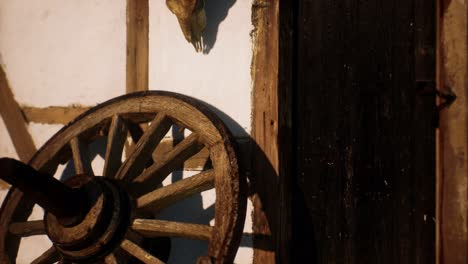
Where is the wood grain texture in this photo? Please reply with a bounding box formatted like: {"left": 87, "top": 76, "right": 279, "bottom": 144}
{"left": 153, "top": 138, "right": 210, "bottom": 170}
{"left": 251, "top": 0, "right": 294, "bottom": 263}
{"left": 0, "top": 66, "right": 36, "bottom": 162}
{"left": 70, "top": 137, "right": 94, "bottom": 176}
{"left": 132, "top": 219, "right": 213, "bottom": 240}
{"left": 153, "top": 137, "right": 251, "bottom": 172}
{"left": 103, "top": 115, "right": 127, "bottom": 178}
{"left": 438, "top": 0, "right": 468, "bottom": 263}
{"left": 133, "top": 133, "right": 204, "bottom": 190}
{"left": 8, "top": 220, "right": 45, "bottom": 237}
{"left": 250, "top": 1, "right": 279, "bottom": 263}
{"left": 121, "top": 239, "right": 163, "bottom": 264}
{"left": 208, "top": 142, "right": 246, "bottom": 262}
{"left": 7, "top": 105, "right": 244, "bottom": 167}
{"left": 126, "top": 0, "right": 149, "bottom": 92}
{"left": 136, "top": 169, "right": 214, "bottom": 211}
{"left": 115, "top": 113, "right": 171, "bottom": 181}
{"left": 414, "top": 0, "right": 437, "bottom": 261}
{"left": 295, "top": 0, "right": 435, "bottom": 263}
{"left": 21, "top": 106, "right": 91, "bottom": 124}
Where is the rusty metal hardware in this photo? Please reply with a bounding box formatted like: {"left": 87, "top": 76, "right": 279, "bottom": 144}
{"left": 416, "top": 80, "right": 457, "bottom": 110}
{"left": 416, "top": 80, "right": 457, "bottom": 128}
{"left": 435, "top": 88, "right": 457, "bottom": 111}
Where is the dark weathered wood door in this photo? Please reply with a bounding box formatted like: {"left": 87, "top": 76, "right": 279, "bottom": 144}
{"left": 293, "top": 0, "right": 436, "bottom": 263}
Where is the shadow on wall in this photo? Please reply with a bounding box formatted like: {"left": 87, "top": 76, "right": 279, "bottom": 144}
{"left": 204, "top": 101, "right": 318, "bottom": 262}
{"left": 202, "top": 0, "right": 236, "bottom": 54}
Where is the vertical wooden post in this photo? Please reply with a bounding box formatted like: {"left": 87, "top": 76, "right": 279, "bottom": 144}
{"left": 0, "top": 66, "right": 36, "bottom": 162}
{"left": 438, "top": 0, "right": 468, "bottom": 263}
{"left": 251, "top": 0, "right": 279, "bottom": 262}
{"left": 126, "top": 0, "right": 149, "bottom": 93}
{"left": 125, "top": 0, "right": 150, "bottom": 154}
{"left": 251, "top": 0, "right": 294, "bottom": 263}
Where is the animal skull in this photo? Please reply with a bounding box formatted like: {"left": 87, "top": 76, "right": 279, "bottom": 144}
{"left": 166, "top": 0, "right": 207, "bottom": 52}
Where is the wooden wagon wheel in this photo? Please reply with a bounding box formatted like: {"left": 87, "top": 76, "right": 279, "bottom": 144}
{"left": 0, "top": 91, "right": 247, "bottom": 263}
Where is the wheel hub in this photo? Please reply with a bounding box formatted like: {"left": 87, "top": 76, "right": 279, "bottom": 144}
{"left": 45, "top": 174, "right": 131, "bottom": 262}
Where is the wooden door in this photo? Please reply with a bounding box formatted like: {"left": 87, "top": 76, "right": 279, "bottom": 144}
{"left": 293, "top": 0, "right": 436, "bottom": 263}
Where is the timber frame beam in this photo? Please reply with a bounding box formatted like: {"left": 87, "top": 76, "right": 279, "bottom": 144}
{"left": 437, "top": 0, "right": 468, "bottom": 263}
{"left": 126, "top": 0, "right": 149, "bottom": 93}
{"left": 251, "top": 0, "right": 294, "bottom": 263}
{"left": 21, "top": 106, "right": 91, "bottom": 125}
{"left": 0, "top": 66, "right": 36, "bottom": 163}
{"left": 0, "top": 66, "right": 37, "bottom": 188}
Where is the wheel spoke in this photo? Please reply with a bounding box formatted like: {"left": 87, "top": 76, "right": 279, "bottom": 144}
{"left": 9, "top": 220, "right": 45, "bottom": 237}
{"left": 104, "top": 253, "right": 119, "bottom": 264}
{"left": 132, "top": 219, "right": 213, "bottom": 241}
{"left": 120, "top": 239, "right": 164, "bottom": 264}
{"left": 103, "top": 115, "right": 128, "bottom": 178}
{"left": 115, "top": 113, "right": 171, "bottom": 181}
{"left": 31, "top": 246, "right": 59, "bottom": 264}
{"left": 132, "top": 133, "right": 204, "bottom": 194}
{"left": 137, "top": 170, "right": 214, "bottom": 211}
{"left": 70, "top": 137, "right": 94, "bottom": 175}
{"left": 125, "top": 121, "right": 150, "bottom": 167}
{"left": 126, "top": 121, "right": 147, "bottom": 154}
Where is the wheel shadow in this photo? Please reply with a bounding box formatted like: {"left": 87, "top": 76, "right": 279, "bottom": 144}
{"left": 56, "top": 99, "right": 302, "bottom": 263}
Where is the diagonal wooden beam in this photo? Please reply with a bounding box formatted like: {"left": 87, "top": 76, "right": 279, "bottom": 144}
{"left": 0, "top": 65, "right": 36, "bottom": 162}
{"left": 126, "top": 0, "right": 149, "bottom": 93}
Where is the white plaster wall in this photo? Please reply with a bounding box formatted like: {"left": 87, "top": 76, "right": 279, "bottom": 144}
{"left": 0, "top": 0, "right": 253, "bottom": 263}
{"left": 0, "top": 0, "right": 127, "bottom": 107}
{"left": 149, "top": 0, "right": 252, "bottom": 137}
